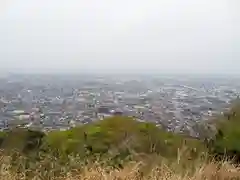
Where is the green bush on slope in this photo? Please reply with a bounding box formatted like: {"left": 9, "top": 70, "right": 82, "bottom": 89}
{"left": 211, "top": 99, "right": 240, "bottom": 161}
{"left": 0, "top": 129, "right": 44, "bottom": 153}
{"left": 44, "top": 116, "right": 205, "bottom": 160}
{"left": 0, "top": 116, "right": 206, "bottom": 167}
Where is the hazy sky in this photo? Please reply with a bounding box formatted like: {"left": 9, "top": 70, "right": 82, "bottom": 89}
{"left": 0, "top": 0, "right": 239, "bottom": 74}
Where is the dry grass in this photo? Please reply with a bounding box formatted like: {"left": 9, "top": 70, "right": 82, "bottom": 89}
{"left": 64, "top": 161, "right": 240, "bottom": 180}
{"left": 0, "top": 154, "right": 240, "bottom": 180}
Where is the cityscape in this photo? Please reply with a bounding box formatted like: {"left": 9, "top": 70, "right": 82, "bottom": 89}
{"left": 0, "top": 73, "right": 239, "bottom": 137}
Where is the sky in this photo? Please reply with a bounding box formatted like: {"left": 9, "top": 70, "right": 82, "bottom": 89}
{"left": 0, "top": 0, "right": 239, "bottom": 75}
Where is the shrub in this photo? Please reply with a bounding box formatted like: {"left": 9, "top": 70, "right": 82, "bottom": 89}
{"left": 211, "top": 100, "right": 240, "bottom": 161}
{"left": 44, "top": 116, "right": 205, "bottom": 160}
{"left": 0, "top": 116, "right": 206, "bottom": 167}
{"left": 0, "top": 128, "right": 45, "bottom": 153}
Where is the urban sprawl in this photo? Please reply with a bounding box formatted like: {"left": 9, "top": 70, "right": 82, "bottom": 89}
{"left": 0, "top": 74, "right": 239, "bottom": 137}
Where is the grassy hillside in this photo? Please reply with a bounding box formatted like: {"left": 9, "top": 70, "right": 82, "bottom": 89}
{"left": 0, "top": 117, "right": 206, "bottom": 161}
{"left": 44, "top": 117, "right": 205, "bottom": 160}
{"left": 0, "top": 102, "right": 240, "bottom": 179}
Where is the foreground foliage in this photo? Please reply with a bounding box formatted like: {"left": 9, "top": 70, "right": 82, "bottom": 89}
{"left": 44, "top": 117, "right": 205, "bottom": 160}
{"left": 0, "top": 117, "right": 206, "bottom": 161}
{"left": 0, "top": 152, "right": 240, "bottom": 180}
{"left": 0, "top": 101, "right": 240, "bottom": 179}
{"left": 211, "top": 100, "right": 240, "bottom": 161}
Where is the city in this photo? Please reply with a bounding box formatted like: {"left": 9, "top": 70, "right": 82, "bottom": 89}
{"left": 0, "top": 73, "right": 239, "bottom": 137}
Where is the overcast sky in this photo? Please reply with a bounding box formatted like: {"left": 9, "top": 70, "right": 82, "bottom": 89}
{"left": 0, "top": 0, "right": 239, "bottom": 74}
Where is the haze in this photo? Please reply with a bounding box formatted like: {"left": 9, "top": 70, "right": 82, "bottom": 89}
{"left": 0, "top": 0, "right": 239, "bottom": 75}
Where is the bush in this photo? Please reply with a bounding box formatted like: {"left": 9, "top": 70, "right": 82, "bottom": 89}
{"left": 0, "top": 116, "right": 206, "bottom": 167}
{"left": 44, "top": 116, "right": 205, "bottom": 160}
{"left": 211, "top": 100, "right": 240, "bottom": 161}
{"left": 0, "top": 128, "right": 45, "bottom": 153}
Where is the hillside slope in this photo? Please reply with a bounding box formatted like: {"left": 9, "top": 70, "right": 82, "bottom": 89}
{"left": 0, "top": 102, "right": 240, "bottom": 179}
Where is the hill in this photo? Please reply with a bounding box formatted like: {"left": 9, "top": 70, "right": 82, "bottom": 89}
{"left": 0, "top": 102, "right": 240, "bottom": 179}
{"left": 0, "top": 116, "right": 205, "bottom": 160}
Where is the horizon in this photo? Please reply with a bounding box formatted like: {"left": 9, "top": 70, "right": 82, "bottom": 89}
{"left": 2, "top": 71, "right": 240, "bottom": 79}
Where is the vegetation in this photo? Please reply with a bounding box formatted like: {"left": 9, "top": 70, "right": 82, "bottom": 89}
{"left": 44, "top": 117, "right": 206, "bottom": 160}
{"left": 1, "top": 101, "right": 240, "bottom": 179}
{"left": 1, "top": 153, "right": 240, "bottom": 180}
{"left": 210, "top": 99, "right": 240, "bottom": 161}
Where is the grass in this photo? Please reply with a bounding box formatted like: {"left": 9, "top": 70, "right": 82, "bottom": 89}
{"left": 0, "top": 152, "right": 240, "bottom": 180}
